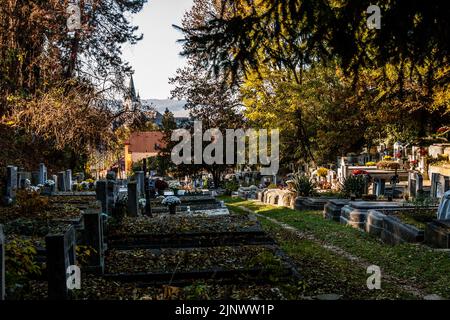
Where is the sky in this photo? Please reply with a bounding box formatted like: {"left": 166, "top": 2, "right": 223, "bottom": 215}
{"left": 121, "top": 0, "right": 194, "bottom": 100}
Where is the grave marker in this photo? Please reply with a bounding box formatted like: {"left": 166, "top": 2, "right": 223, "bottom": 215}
{"left": 65, "top": 170, "right": 72, "bottom": 192}
{"left": 45, "top": 225, "right": 77, "bottom": 300}
{"left": 5, "top": 165, "right": 18, "bottom": 203}
{"left": 57, "top": 171, "right": 67, "bottom": 192}
{"left": 95, "top": 180, "right": 108, "bottom": 214}
{"left": 83, "top": 206, "right": 105, "bottom": 274}
{"left": 0, "top": 225, "right": 5, "bottom": 300}
{"left": 39, "top": 163, "right": 48, "bottom": 185}
{"left": 127, "top": 181, "right": 139, "bottom": 217}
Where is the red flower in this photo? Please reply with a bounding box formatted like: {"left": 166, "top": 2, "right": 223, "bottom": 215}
{"left": 353, "top": 170, "right": 368, "bottom": 175}
{"left": 437, "top": 127, "right": 449, "bottom": 133}
{"left": 395, "top": 152, "right": 402, "bottom": 158}
{"left": 410, "top": 160, "right": 418, "bottom": 165}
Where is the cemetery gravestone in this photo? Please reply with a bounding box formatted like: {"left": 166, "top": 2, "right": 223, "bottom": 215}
{"left": 65, "top": 170, "right": 72, "bottom": 192}
{"left": 45, "top": 226, "right": 77, "bottom": 300}
{"left": 53, "top": 175, "right": 58, "bottom": 192}
{"left": 0, "top": 225, "right": 4, "bottom": 300}
{"left": 57, "top": 171, "right": 67, "bottom": 192}
{"left": 83, "top": 208, "right": 105, "bottom": 274}
{"left": 95, "top": 180, "right": 108, "bottom": 214}
{"left": 5, "top": 165, "right": 18, "bottom": 203}
{"left": 127, "top": 182, "right": 139, "bottom": 217}
{"left": 135, "top": 171, "right": 145, "bottom": 198}
{"left": 39, "top": 163, "right": 47, "bottom": 185}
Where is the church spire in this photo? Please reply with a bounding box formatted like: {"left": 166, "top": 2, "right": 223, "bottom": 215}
{"left": 129, "top": 75, "right": 137, "bottom": 102}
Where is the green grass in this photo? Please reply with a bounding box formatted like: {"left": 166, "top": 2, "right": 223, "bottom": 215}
{"left": 223, "top": 197, "right": 450, "bottom": 299}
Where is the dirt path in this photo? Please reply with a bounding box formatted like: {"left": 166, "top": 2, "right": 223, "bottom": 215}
{"left": 238, "top": 205, "right": 432, "bottom": 299}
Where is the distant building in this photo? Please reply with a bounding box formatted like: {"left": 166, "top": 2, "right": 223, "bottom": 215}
{"left": 124, "top": 131, "right": 166, "bottom": 174}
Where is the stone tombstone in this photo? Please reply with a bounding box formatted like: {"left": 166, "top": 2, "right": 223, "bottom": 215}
{"left": 0, "top": 224, "right": 4, "bottom": 300}
{"left": 52, "top": 174, "right": 58, "bottom": 192}
{"left": 65, "top": 169, "right": 72, "bottom": 192}
{"left": 57, "top": 171, "right": 66, "bottom": 192}
{"left": 31, "top": 171, "right": 40, "bottom": 186}
{"left": 95, "top": 180, "right": 108, "bottom": 214}
{"left": 45, "top": 226, "right": 76, "bottom": 300}
{"left": 106, "top": 171, "right": 117, "bottom": 181}
{"left": 135, "top": 171, "right": 145, "bottom": 198}
{"left": 6, "top": 165, "right": 18, "bottom": 203}
{"left": 437, "top": 190, "right": 450, "bottom": 220}
{"left": 127, "top": 181, "right": 139, "bottom": 217}
{"left": 38, "top": 163, "right": 47, "bottom": 185}
{"left": 408, "top": 172, "right": 423, "bottom": 197}
{"left": 83, "top": 210, "right": 104, "bottom": 274}
{"left": 106, "top": 180, "right": 117, "bottom": 215}
{"left": 17, "top": 171, "right": 31, "bottom": 189}
{"left": 438, "top": 175, "right": 450, "bottom": 199}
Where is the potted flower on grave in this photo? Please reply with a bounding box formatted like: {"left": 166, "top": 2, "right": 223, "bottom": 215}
{"left": 161, "top": 196, "right": 181, "bottom": 215}
{"left": 168, "top": 181, "right": 182, "bottom": 195}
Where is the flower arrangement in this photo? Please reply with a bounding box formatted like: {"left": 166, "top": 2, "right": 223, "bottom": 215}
{"left": 383, "top": 155, "right": 392, "bottom": 161}
{"left": 161, "top": 196, "right": 181, "bottom": 206}
{"left": 394, "top": 152, "right": 402, "bottom": 158}
{"left": 352, "top": 169, "right": 369, "bottom": 175}
{"left": 317, "top": 167, "right": 329, "bottom": 178}
{"left": 139, "top": 198, "right": 147, "bottom": 209}
{"left": 377, "top": 160, "right": 400, "bottom": 170}
{"left": 365, "top": 162, "right": 376, "bottom": 166}
{"left": 419, "top": 148, "right": 428, "bottom": 156}
{"left": 44, "top": 179, "right": 55, "bottom": 186}
{"left": 168, "top": 181, "right": 181, "bottom": 189}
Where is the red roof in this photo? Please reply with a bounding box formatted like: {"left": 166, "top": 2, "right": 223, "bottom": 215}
{"left": 125, "top": 131, "right": 166, "bottom": 153}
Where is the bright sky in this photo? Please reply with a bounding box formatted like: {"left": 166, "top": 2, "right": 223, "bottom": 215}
{"left": 122, "top": 0, "right": 194, "bottom": 99}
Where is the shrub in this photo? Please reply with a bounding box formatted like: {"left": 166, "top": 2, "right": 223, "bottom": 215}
{"left": 292, "top": 172, "right": 316, "bottom": 197}
{"left": 376, "top": 160, "right": 400, "bottom": 170}
{"left": 16, "top": 189, "right": 49, "bottom": 216}
{"left": 340, "top": 175, "right": 367, "bottom": 198}
{"left": 224, "top": 180, "right": 239, "bottom": 195}
{"left": 5, "top": 237, "right": 42, "bottom": 297}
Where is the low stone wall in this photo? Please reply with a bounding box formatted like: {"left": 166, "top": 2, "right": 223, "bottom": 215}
{"left": 340, "top": 202, "right": 401, "bottom": 230}
{"left": 323, "top": 200, "right": 350, "bottom": 222}
{"left": 425, "top": 220, "right": 450, "bottom": 248}
{"left": 258, "top": 189, "right": 296, "bottom": 209}
{"left": 381, "top": 215, "right": 424, "bottom": 245}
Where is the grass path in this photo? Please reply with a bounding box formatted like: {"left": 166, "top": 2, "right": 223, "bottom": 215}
{"left": 221, "top": 197, "right": 450, "bottom": 300}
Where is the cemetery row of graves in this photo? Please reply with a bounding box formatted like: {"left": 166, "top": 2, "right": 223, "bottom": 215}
{"left": 2, "top": 140, "right": 450, "bottom": 299}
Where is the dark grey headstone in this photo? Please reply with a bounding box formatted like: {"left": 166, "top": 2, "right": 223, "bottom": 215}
{"left": 31, "top": 171, "right": 40, "bottom": 186}
{"left": 57, "top": 172, "right": 67, "bottom": 192}
{"left": 45, "top": 226, "right": 76, "bottom": 300}
{"left": 65, "top": 170, "right": 72, "bottom": 192}
{"left": 0, "top": 225, "right": 5, "bottom": 300}
{"left": 5, "top": 166, "right": 18, "bottom": 203}
{"left": 39, "top": 163, "right": 47, "bottom": 185}
{"left": 135, "top": 171, "right": 145, "bottom": 198}
{"left": 95, "top": 180, "right": 108, "bottom": 214}
{"left": 127, "top": 181, "right": 139, "bottom": 217}
{"left": 83, "top": 209, "right": 104, "bottom": 274}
